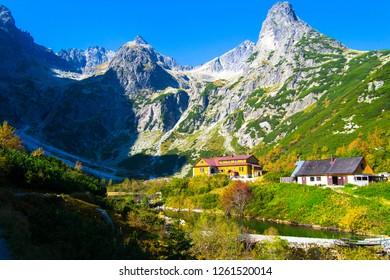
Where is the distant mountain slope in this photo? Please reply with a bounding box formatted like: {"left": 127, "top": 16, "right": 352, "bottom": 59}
{"left": 0, "top": 5, "right": 75, "bottom": 76}
{"left": 189, "top": 40, "right": 255, "bottom": 79}
{"left": 57, "top": 46, "right": 115, "bottom": 74}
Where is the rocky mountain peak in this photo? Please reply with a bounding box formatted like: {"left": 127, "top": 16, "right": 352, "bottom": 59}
{"left": 118, "top": 36, "right": 190, "bottom": 72}
{"left": 246, "top": 1, "right": 346, "bottom": 89}
{"left": 0, "top": 5, "right": 15, "bottom": 30}
{"left": 255, "top": 1, "right": 311, "bottom": 52}
{"left": 132, "top": 35, "right": 149, "bottom": 45}
{"left": 57, "top": 46, "right": 115, "bottom": 74}
{"left": 123, "top": 36, "right": 153, "bottom": 52}
{"left": 267, "top": 2, "right": 298, "bottom": 23}
{"left": 84, "top": 46, "right": 115, "bottom": 72}
{"left": 109, "top": 38, "right": 179, "bottom": 94}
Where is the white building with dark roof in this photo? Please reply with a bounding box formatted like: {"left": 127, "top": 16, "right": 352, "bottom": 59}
{"left": 292, "top": 156, "right": 376, "bottom": 187}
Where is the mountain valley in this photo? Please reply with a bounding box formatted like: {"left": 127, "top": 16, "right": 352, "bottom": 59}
{"left": 0, "top": 2, "right": 388, "bottom": 179}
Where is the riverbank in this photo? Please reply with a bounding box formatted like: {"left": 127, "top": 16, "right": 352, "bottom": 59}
{"left": 248, "top": 216, "right": 367, "bottom": 236}
{"left": 242, "top": 234, "right": 390, "bottom": 255}
{"left": 159, "top": 180, "right": 390, "bottom": 236}
{"left": 242, "top": 234, "right": 336, "bottom": 247}
{"left": 158, "top": 205, "right": 379, "bottom": 239}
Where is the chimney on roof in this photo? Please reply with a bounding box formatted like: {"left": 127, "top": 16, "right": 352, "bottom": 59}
{"left": 330, "top": 155, "right": 336, "bottom": 164}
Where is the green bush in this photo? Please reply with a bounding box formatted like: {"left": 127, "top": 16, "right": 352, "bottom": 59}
{"left": 263, "top": 171, "right": 291, "bottom": 183}
{"left": 0, "top": 147, "right": 104, "bottom": 195}
{"left": 199, "top": 193, "right": 220, "bottom": 209}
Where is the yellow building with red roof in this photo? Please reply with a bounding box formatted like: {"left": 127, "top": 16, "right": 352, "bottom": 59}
{"left": 193, "top": 155, "right": 263, "bottom": 178}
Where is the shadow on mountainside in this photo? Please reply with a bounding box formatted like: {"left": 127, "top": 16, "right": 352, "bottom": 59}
{"left": 0, "top": 67, "right": 187, "bottom": 179}
{"left": 117, "top": 154, "right": 188, "bottom": 179}
{"left": 38, "top": 70, "right": 188, "bottom": 179}
{"left": 37, "top": 70, "right": 138, "bottom": 163}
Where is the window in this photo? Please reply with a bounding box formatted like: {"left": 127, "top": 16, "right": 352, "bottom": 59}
{"left": 355, "top": 176, "right": 368, "bottom": 181}
{"left": 310, "top": 177, "right": 315, "bottom": 182}
{"left": 239, "top": 167, "right": 244, "bottom": 172}
{"left": 360, "top": 163, "right": 365, "bottom": 170}
{"left": 200, "top": 168, "right": 204, "bottom": 173}
{"left": 316, "top": 177, "right": 321, "bottom": 181}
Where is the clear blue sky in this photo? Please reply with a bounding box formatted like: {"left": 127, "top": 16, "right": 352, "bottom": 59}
{"left": 1, "top": 0, "right": 389, "bottom": 66}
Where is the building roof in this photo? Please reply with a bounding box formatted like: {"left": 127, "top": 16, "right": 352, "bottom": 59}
{"left": 201, "top": 158, "right": 218, "bottom": 166}
{"left": 219, "top": 162, "right": 263, "bottom": 168}
{"left": 291, "top": 161, "right": 305, "bottom": 177}
{"left": 194, "top": 155, "right": 260, "bottom": 168}
{"left": 295, "top": 156, "right": 365, "bottom": 176}
{"left": 214, "top": 155, "right": 254, "bottom": 161}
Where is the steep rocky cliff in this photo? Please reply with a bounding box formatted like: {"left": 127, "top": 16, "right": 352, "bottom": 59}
{"left": 0, "top": 5, "right": 75, "bottom": 76}
{"left": 109, "top": 36, "right": 180, "bottom": 94}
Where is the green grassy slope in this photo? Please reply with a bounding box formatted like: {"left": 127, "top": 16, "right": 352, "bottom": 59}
{"left": 268, "top": 52, "right": 389, "bottom": 155}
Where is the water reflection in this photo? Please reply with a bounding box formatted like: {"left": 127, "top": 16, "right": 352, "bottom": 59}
{"left": 163, "top": 210, "right": 354, "bottom": 239}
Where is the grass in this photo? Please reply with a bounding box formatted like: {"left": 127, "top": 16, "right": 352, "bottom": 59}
{"left": 343, "top": 182, "right": 390, "bottom": 201}
{"left": 230, "top": 136, "right": 247, "bottom": 155}
{"left": 200, "top": 82, "right": 222, "bottom": 97}
{"left": 233, "top": 111, "right": 245, "bottom": 130}
{"left": 262, "top": 51, "right": 389, "bottom": 157}
{"left": 177, "top": 105, "right": 204, "bottom": 134}
{"left": 245, "top": 88, "right": 266, "bottom": 108}
{"left": 246, "top": 51, "right": 258, "bottom": 63}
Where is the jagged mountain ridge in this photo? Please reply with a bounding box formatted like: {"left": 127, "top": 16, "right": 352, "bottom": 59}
{"left": 0, "top": 5, "right": 76, "bottom": 77}
{"left": 189, "top": 40, "right": 255, "bottom": 79}
{"left": 0, "top": 2, "right": 388, "bottom": 179}
{"left": 56, "top": 36, "right": 193, "bottom": 77}
{"left": 57, "top": 46, "right": 116, "bottom": 74}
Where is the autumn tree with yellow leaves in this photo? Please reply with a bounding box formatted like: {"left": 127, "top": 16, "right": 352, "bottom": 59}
{"left": 0, "top": 121, "right": 24, "bottom": 151}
